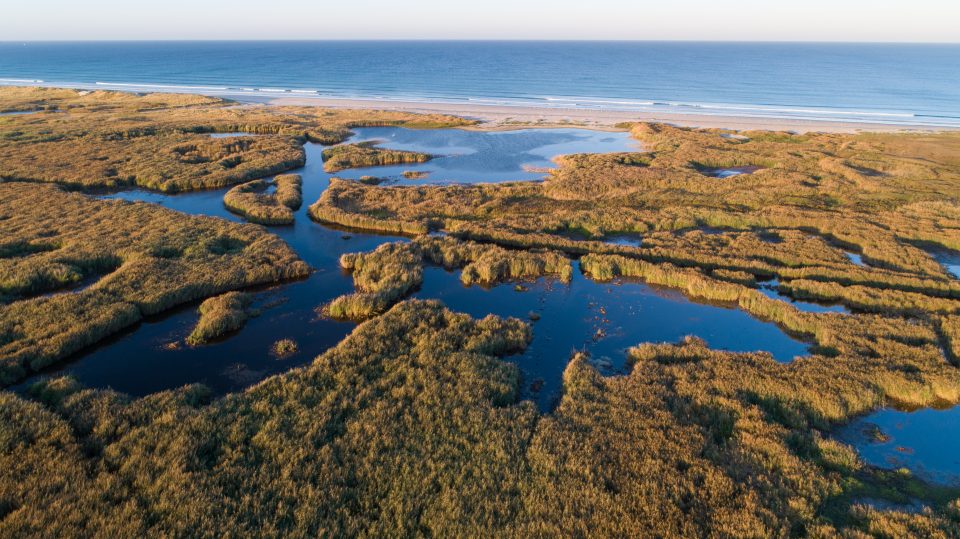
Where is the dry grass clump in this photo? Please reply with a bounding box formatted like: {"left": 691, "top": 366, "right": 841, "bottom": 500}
{"left": 223, "top": 174, "right": 303, "bottom": 225}
{"left": 186, "top": 291, "right": 254, "bottom": 346}
{"left": 402, "top": 170, "right": 430, "bottom": 179}
{"left": 321, "top": 142, "right": 431, "bottom": 172}
{"left": 1, "top": 300, "right": 957, "bottom": 536}
{"left": 271, "top": 338, "right": 298, "bottom": 358}
{"left": 712, "top": 268, "right": 756, "bottom": 285}
{"left": 781, "top": 279, "right": 960, "bottom": 316}
{"left": 273, "top": 173, "right": 302, "bottom": 210}
{"left": 323, "top": 236, "right": 571, "bottom": 320}
{"left": 0, "top": 182, "right": 309, "bottom": 385}
{"left": 417, "top": 235, "right": 573, "bottom": 285}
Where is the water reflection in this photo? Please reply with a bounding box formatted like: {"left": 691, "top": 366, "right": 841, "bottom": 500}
{"left": 929, "top": 249, "right": 960, "bottom": 279}
{"left": 416, "top": 264, "right": 808, "bottom": 409}
{"left": 337, "top": 127, "right": 638, "bottom": 183}
{"left": 757, "top": 279, "right": 849, "bottom": 314}
{"left": 836, "top": 406, "right": 960, "bottom": 486}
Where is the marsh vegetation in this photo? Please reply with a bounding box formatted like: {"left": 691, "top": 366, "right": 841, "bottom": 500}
{"left": 0, "top": 87, "right": 471, "bottom": 191}
{"left": 186, "top": 292, "right": 254, "bottom": 346}
{"left": 223, "top": 174, "right": 302, "bottom": 225}
{"left": 321, "top": 142, "right": 431, "bottom": 173}
{"left": 0, "top": 181, "right": 308, "bottom": 385}
{"left": 323, "top": 236, "right": 572, "bottom": 320}
{"left": 1, "top": 87, "right": 960, "bottom": 536}
{"left": 2, "top": 301, "right": 959, "bottom": 536}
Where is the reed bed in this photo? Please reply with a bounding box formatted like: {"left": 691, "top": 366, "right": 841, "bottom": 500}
{"left": 186, "top": 291, "right": 254, "bottom": 346}
{"left": 223, "top": 174, "right": 303, "bottom": 225}
{"left": 273, "top": 173, "right": 302, "bottom": 210}
{"left": 2, "top": 300, "right": 958, "bottom": 537}
{"left": 0, "top": 182, "right": 309, "bottom": 385}
{"left": 323, "top": 236, "right": 572, "bottom": 320}
{"left": 1, "top": 88, "right": 959, "bottom": 536}
{"left": 321, "top": 142, "right": 431, "bottom": 173}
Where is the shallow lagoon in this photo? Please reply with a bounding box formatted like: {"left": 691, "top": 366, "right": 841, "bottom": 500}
{"left": 337, "top": 127, "right": 639, "bottom": 183}
{"left": 36, "top": 128, "right": 810, "bottom": 410}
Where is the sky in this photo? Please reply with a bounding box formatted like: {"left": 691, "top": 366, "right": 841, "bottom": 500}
{"left": 2, "top": 0, "right": 958, "bottom": 42}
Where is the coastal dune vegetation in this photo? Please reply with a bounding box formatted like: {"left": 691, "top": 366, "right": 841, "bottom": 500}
{"left": 0, "top": 86, "right": 222, "bottom": 114}
{"left": 1, "top": 87, "right": 960, "bottom": 536}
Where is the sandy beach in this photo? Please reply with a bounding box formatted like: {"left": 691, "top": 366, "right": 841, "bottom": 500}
{"left": 4, "top": 80, "right": 955, "bottom": 134}
{"left": 263, "top": 95, "right": 958, "bottom": 134}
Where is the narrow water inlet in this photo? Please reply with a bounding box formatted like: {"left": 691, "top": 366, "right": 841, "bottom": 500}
{"left": 757, "top": 278, "right": 849, "bottom": 314}
{"left": 705, "top": 165, "right": 764, "bottom": 178}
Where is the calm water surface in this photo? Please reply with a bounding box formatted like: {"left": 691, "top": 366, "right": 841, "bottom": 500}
{"left": 340, "top": 127, "right": 637, "bottom": 183}
{"left": 757, "top": 279, "right": 848, "bottom": 314}
{"left": 24, "top": 128, "right": 810, "bottom": 410}
{"left": 930, "top": 249, "right": 960, "bottom": 279}
{"left": 837, "top": 406, "right": 960, "bottom": 486}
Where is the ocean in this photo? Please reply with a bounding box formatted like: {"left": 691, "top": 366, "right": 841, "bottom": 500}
{"left": 1, "top": 41, "right": 959, "bottom": 126}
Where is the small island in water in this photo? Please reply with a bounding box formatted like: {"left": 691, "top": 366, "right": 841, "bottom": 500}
{"left": 1, "top": 85, "right": 960, "bottom": 537}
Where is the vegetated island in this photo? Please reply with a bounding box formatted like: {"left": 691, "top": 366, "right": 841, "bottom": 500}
{"left": 223, "top": 174, "right": 302, "bottom": 225}
{"left": 1, "top": 86, "right": 960, "bottom": 537}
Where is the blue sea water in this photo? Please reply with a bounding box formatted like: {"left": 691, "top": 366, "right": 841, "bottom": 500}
{"left": 1, "top": 41, "right": 959, "bottom": 126}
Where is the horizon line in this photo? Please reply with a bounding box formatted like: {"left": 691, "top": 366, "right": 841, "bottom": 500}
{"left": 2, "top": 39, "right": 959, "bottom": 45}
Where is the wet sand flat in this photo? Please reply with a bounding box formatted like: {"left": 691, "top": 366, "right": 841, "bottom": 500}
{"left": 264, "top": 95, "right": 960, "bottom": 134}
